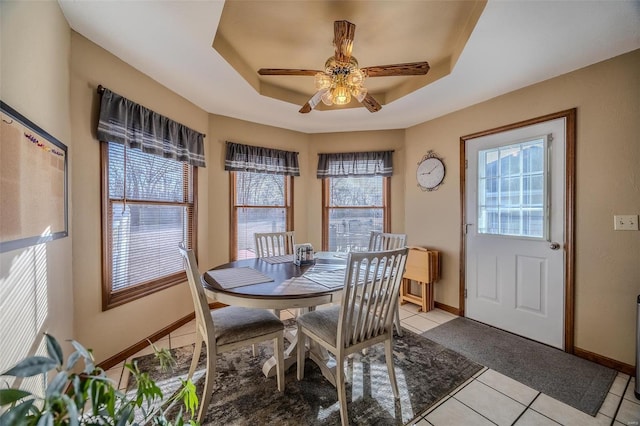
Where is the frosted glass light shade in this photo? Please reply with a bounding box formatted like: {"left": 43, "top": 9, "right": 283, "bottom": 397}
{"left": 315, "top": 73, "right": 332, "bottom": 90}
{"left": 352, "top": 86, "right": 368, "bottom": 102}
{"left": 333, "top": 85, "right": 351, "bottom": 105}
{"left": 321, "top": 89, "right": 334, "bottom": 106}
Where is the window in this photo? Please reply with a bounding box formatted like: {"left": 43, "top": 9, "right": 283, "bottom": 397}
{"left": 323, "top": 176, "right": 389, "bottom": 251}
{"left": 318, "top": 150, "right": 393, "bottom": 252}
{"left": 231, "top": 171, "right": 293, "bottom": 260}
{"left": 101, "top": 142, "right": 196, "bottom": 309}
{"left": 96, "top": 88, "right": 205, "bottom": 310}
{"left": 224, "top": 142, "right": 299, "bottom": 260}
{"left": 477, "top": 138, "right": 547, "bottom": 238}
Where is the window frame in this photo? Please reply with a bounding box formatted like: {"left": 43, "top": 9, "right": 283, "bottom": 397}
{"left": 321, "top": 176, "right": 391, "bottom": 251}
{"left": 100, "top": 142, "right": 198, "bottom": 310}
{"left": 229, "top": 171, "right": 294, "bottom": 261}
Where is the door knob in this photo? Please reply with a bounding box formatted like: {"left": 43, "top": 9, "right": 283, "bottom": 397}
{"left": 549, "top": 242, "right": 561, "bottom": 250}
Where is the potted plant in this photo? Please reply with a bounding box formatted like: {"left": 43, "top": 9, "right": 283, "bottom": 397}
{"left": 0, "top": 334, "right": 198, "bottom": 425}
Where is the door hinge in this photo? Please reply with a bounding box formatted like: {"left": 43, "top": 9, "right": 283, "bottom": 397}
{"left": 464, "top": 288, "right": 467, "bottom": 299}
{"left": 465, "top": 159, "right": 468, "bottom": 169}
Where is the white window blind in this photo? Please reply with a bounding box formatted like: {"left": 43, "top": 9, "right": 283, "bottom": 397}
{"left": 103, "top": 142, "right": 195, "bottom": 307}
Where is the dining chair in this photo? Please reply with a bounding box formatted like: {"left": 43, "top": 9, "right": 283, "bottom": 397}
{"left": 296, "top": 248, "right": 409, "bottom": 426}
{"left": 254, "top": 231, "right": 295, "bottom": 258}
{"left": 368, "top": 231, "right": 407, "bottom": 251}
{"left": 178, "top": 243, "right": 285, "bottom": 422}
{"left": 367, "top": 231, "right": 407, "bottom": 336}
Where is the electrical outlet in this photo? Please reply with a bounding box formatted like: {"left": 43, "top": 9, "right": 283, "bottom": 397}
{"left": 614, "top": 215, "right": 639, "bottom": 231}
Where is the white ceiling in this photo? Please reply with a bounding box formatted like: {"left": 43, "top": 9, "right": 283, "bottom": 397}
{"left": 58, "top": 0, "right": 640, "bottom": 134}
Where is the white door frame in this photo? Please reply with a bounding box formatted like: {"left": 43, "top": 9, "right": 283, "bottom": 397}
{"left": 459, "top": 109, "right": 576, "bottom": 353}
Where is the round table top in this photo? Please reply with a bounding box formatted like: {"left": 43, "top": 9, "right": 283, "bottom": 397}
{"left": 201, "top": 254, "right": 346, "bottom": 309}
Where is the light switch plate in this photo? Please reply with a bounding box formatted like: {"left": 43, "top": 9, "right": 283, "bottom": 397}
{"left": 614, "top": 215, "right": 639, "bottom": 231}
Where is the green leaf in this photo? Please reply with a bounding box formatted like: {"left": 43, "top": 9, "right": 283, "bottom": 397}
{"left": 0, "top": 389, "right": 32, "bottom": 406}
{"left": 1, "top": 356, "right": 57, "bottom": 378}
{"left": 66, "top": 351, "right": 82, "bottom": 370}
{"left": 115, "top": 405, "right": 133, "bottom": 426}
{"left": 60, "top": 394, "right": 79, "bottom": 426}
{"left": 70, "top": 341, "right": 95, "bottom": 373}
{"left": 176, "top": 379, "right": 198, "bottom": 418}
{"left": 36, "top": 411, "right": 53, "bottom": 426}
{"left": 44, "top": 334, "right": 63, "bottom": 366}
{"left": 45, "top": 371, "right": 69, "bottom": 397}
{"left": 0, "top": 398, "right": 35, "bottom": 424}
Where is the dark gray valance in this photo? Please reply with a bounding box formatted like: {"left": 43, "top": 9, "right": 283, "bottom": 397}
{"left": 97, "top": 88, "right": 206, "bottom": 167}
{"left": 317, "top": 150, "right": 393, "bottom": 178}
{"left": 225, "top": 142, "right": 300, "bottom": 176}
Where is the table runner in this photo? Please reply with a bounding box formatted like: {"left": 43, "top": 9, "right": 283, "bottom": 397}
{"left": 206, "top": 267, "right": 274, "bottom": 289}
{"left": 303, "top": 264, "right": 346, "bottom": 289}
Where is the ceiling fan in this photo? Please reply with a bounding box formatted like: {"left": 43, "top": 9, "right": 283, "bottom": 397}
{"left": 258, "top": 20, "right": 430, "bottom": 114}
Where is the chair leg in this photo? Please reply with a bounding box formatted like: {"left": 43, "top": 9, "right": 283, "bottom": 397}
{"left": 394, "top": 306, "right": 403, "bottom": 337}
{"left": 274, "top": 335, "right": 285, "bottom": 392}
{"left": 336, "top": 356, "right": 349, "bottom": 426}
{"left": 252, "top": 344, "right": 257, "bottom": 357}
{"left": 296, "top": 329, "right": 306, "bottom": 380}
{"left": 188, "top": 336, "right": 203, "bottom": 380}
{"left": 384, "top": 338, "right": 399, "bottom": 399}
{"left": 197, "top": 342, "right": 216, "bottom": 423}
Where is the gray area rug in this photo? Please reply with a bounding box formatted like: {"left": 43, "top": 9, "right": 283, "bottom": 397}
{"left": 130, "top": 323, "right": 482, "bottom": 425}
{"left": 422, "top": 317, "right": 616, "bottom": 416}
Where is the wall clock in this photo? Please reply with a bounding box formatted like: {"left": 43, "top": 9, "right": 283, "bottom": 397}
{"left": 416, "top": 150, "right": 445, "bottom": 191}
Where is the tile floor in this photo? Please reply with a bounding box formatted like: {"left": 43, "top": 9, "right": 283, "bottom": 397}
{"left": 105, "top": 303, "right": 640, "bottom": 426}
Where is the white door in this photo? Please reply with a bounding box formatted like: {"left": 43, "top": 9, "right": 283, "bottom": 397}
{"left": 465, "top": 118, "right": 566, "bottom": 349}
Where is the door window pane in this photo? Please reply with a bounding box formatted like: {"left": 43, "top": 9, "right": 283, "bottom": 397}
{"left": 477, "top": 138, "right": 547, "bottom": 238}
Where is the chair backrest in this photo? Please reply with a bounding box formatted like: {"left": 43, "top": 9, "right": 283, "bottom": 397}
{"left": 368, "top": 232, "right": 407, "bottom": 251}
{"left": 254, "top": 231, "right": 295, "bottom": 257}
{"left": 178, "top": 243, "right": 214, "bottom": 339}
{"left": 338, "top": 248, "right": 408, "bottom": 349}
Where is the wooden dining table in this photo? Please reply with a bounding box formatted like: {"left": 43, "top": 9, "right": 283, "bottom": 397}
{"left": 200, "top": 252, "right": 347, "bottom": 386}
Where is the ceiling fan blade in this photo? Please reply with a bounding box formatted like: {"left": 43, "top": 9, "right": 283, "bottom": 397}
{"left": 258, "top": 68, "right": 322, "bottom": 76}
{"left": 299, "top": 103, "right": 312, "bottom": 114}
{"left": 361, "top": 93, "right": 382, "bottom": 113}
{"left": 362, "top": 62, "right": 430, "bottom": 77}
{"left": 333, "top": 20, "right": 356, "bottom": 63}
{"left": 299, "top": 89, "right": 327, "bottom": 114}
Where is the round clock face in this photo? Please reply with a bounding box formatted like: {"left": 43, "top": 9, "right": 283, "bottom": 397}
{"left": 417, "top": 157, "right": 445, "bottom": 190}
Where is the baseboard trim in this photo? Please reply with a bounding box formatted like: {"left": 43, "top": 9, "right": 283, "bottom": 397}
{"left": 97, "top": 302, "right": 224, "bottom": 371}
{"left": 434, "top": 302, "right": 461, "bottom": 316}
{"left": 574, "top": 346, "right": 635, "bottom": 376}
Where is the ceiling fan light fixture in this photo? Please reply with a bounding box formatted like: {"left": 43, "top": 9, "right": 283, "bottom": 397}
{"left": 258, "top": 20, "right": 429, "bottom": 114}
{"left": 347, "top": 67, "right": 364, "bottom": 86}
{"left": 333, "top": 84, "right": 351, "bottom": 105}
{"left": 315, "top": 73, "right": 332, "bottom": 91}
{"left": 352, "top": 86, "right": 368, "bottom": 103}
{"left": 321, "top": 89, "right": 334, "bottom": 106}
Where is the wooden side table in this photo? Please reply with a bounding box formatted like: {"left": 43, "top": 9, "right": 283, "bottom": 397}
{"left": 400, "top": 246, "right": 441, "bottom": 312}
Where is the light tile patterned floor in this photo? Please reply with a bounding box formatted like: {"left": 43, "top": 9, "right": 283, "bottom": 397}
{"left": 107, "top": 304, "right": 640, "bottom": 425}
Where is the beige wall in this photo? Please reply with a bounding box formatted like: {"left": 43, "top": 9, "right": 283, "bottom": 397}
{"left": 205, "top": 115, "right": 310, "bottom": 266}
{"left": 307, "top": 131, "right": 406, "bottom": 249}
{"left": 405, "top": 49, "right": 640, "bottom": 365}
{"left": 69, "top": 33, "right": 210, "bottom": 362}
{"left": 4, "top": 0, "right": 637, "bottom": 371}
{"left": 0, "top": 1, "right": 74, "bottom": 376}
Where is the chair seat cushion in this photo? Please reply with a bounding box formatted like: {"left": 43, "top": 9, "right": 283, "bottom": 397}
{"left": 296, "top": 305, "right": 342, "bottom": 347}
{"left": 212, "top": 306, "right": 283, "bottom": 346}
